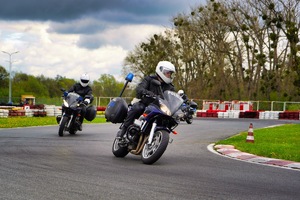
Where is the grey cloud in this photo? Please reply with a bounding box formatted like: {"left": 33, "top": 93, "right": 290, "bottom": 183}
{"left": 47, "top": 11, "right": 169, "bottom": 36}
{"left": 76, "top": 24, "right": 164, "bottom": 50}
{"left": 0, "top": 0, "right": 97, "bottom": 21}
{"left": 0, "top": 0, "right": 199, "bottom": 23}
{"left": 1, "top": 0, "right": 201, "bottom": 50}
{"left": 77, "top": 35, "right": 103, "bottom": 49}
{"left": 47, "top": 18, "right": 108, "bottom": 35}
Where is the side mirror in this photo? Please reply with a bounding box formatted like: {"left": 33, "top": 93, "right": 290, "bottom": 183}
{"left": 125, "top": 73, "right": 134, "bottom": 82}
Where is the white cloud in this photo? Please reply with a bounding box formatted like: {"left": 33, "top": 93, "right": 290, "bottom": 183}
{"left": 0, "top": 20, "right": 164, "bottom": 82}
{"left": 77, "top": 24, "right": 165, "bottom": 50}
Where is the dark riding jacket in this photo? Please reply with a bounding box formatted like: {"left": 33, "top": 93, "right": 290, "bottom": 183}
{"left": 136, "top": 75, "right": 175, "bottom": 105}
{"left": 68, "top": 83, "right": 93, "bottom": 102}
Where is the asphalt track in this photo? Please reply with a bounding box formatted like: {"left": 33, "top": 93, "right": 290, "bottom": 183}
{"left": 0, "top": 118, "right": 299, "bottom": 200}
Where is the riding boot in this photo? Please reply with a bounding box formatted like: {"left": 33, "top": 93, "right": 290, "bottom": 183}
{"left": 78, "top": 116, "right": 83, "bottom": 131}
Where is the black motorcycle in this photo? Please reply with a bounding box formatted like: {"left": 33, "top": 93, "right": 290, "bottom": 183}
{"left": 105, "top": 74, "right": 184, "bottom": 164}
{"left": 176, "top": 100, "right": 198, "bottom": 124}
{"left": 56, "top": 89, "right": 96, "bottom": 137}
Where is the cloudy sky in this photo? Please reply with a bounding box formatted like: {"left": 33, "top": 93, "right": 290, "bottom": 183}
{"left": 0, "top": 0, "right": 203, "bottom": 82}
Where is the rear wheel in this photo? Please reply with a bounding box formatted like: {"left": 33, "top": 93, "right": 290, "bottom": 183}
{"left": 141, "top": 130, "right": 169, "bottom": 165}
{"left": 69, "top": 127, "right": 77, "bottom": 135}
{"left": 58, "top": 116, "right": 69, "bottom": 137}
{"left": 112, "top": 138, "right": 129, "bottom": 157}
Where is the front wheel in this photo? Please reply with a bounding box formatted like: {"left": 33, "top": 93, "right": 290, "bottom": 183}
{"left": 141, "top": 130, "right": 169, "bottom": 165}
{"left": 69, "top": 120, "right": 78, "bottom": 135}
{"left": 112, "top": 138, "right": 129, "bottom": 157}
{"left": 58, "top": 116, "right": 69, "bottom": 137}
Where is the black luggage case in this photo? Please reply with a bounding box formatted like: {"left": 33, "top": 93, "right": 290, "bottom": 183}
{"left": 105, "top": 97, "right": 128, "bottom": 123}
{"left": 85, "top": 105, "right": 97, "bottom": 121}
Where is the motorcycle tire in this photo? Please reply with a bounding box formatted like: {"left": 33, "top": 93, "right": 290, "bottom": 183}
{"left": 58, "top": 116, "right": 68, "bottom": 137}
{"left": 186, "top": 117, "right": 193, "bottom": 124}
{"left": 141, "top": 130, "right": 169, "bottom": 165}
{"left": 112, "top": 138, "right": 129, "bottom": 157}
{"left": 69, "top": 120, "right": 77, "bottom": 135}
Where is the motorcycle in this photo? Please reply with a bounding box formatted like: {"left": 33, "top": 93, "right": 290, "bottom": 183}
{"left": 105, "top": 73, "right": 184, "bottom": 164}
{"left": 56, "top": 89, "right": 88, "bottom": 137}
{"left": 176, "top": 100, "right": 198, "bottom": 124}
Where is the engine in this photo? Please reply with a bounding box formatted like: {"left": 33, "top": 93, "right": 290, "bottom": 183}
{"left": 126, "top": 124, "right": 141, "bottom": 143}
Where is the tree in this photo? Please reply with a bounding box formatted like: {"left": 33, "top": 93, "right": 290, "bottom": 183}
{"left": 257, "top": 0, "right": 300, "bottom": 99}
{"left": 92, "top": 74, "right": 130, "bottom": 97}
{"left": 0, "top": 65, "right": 8, "bottom": 89}
{"left": 175, "top": 1, "right": 237, "bottom": 100}
{"left": 0, "top": 66, "right": 9, "bottom": 101}
{"left": 123, "top": 33, "right": 179, "bottom": 81}
{"left": 123, "top": 0, "right": 300, "bottom": 101}
{"left": 13, "top": 73, "right": 49, "bottom": 97}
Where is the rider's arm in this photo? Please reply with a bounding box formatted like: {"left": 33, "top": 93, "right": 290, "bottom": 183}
{"left": 136, "top": 76, "right": 152, "bottom": 98}
{"left": 83, "top": 87, "right": 94, "bottom": 104}
{"left": 68, "top": 84, "right": 75, "bottom": 93}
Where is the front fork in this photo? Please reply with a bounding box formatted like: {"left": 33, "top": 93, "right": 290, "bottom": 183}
{"left": 147, "top": 120, "right": 173, "bottom": 144}
{"left": 147, "top": 121, "right": 157, "bottom": 144}
{"left": 67, "top": 115, "right": 74, "bottom": 128}
{"left": 59, "top": 112, "right": 74, "bottom": 130}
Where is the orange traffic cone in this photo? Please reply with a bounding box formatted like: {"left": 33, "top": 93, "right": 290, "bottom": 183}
{"left": 246, "top": 123, "right": 254, "bottom": 143}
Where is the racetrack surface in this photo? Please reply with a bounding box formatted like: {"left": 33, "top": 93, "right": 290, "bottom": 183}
{"left": 0, "top": 118, "right": 299, "bottom": 200}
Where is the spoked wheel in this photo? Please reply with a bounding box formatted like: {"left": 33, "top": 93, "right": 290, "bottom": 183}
{"left": 58, "top": 116, "right": 69, "bottom": 137}
{"left": 112, "top": 138, "right": 129, "bottom": 157}
{"left": 141, "top": 130, "right": 169, "bottom": 165}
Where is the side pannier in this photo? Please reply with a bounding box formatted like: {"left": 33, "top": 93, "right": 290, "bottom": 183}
{"left": 105, "top": 97, "right": 128, "bottom": 123}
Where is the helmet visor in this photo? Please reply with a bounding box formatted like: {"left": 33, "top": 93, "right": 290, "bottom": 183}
{"left": 81, "top": 79, "right": 89, "bottom": 83}
{"left": 163, "top": 69, "right": 175, "bottom": 79}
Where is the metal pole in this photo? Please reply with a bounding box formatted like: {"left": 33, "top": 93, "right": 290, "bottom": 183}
{"left": 2, "top": 50, "right": 19, "bottom": 104}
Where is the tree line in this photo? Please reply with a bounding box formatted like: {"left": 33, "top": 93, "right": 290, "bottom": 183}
{"left": 123, "top": 0, "right": 300, "bottom": 101}
{"left": 0, "top": 66, "right": 132, "bottom": 104}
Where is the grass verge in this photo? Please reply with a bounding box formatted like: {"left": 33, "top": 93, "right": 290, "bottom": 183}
{"left": 215, "top": 124, "right": 300, "bottom": 162}
{"left": 0, "top": 116, "right": 107, "bottom": 128}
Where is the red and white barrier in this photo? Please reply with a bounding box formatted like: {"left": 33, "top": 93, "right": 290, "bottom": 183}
{"left": 197, "top": 100, "right": 300, "bottom": 120}
{"left": 196, "top": 110, "right": 300, "bottom": 120}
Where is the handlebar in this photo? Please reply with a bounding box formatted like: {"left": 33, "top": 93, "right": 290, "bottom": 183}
{"left": 143, "top": 93, "right": 157, "bottom": 99}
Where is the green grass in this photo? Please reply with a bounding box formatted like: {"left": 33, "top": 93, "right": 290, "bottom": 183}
{"left": 215, "top": 124, "right": 300, "bottom": 162}
{"left": 0, "top": 116, "right": 107, "bottom": 128}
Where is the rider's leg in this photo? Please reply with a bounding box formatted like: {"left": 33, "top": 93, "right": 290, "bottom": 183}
{"left": 116, "top": 102, "right": 145, "bottom": 138}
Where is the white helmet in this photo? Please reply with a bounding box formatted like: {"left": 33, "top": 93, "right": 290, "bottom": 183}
{"left": 80, "top": 73, "right": 90, "bottom": 87}
{"left": 155, "top": 61, "right": 175, "bottom": 84}
{"left": 178, "top": 89, "right": 184, "bottom": 96}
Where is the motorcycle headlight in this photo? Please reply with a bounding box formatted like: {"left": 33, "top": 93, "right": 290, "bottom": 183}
{"left": 63, "top": 99, "right": 69, "bottom": 107}
{"left": 160, "top": 104, "right": 171, "bottom": 116}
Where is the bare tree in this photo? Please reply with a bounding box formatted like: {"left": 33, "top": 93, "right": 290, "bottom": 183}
{"left": 122, "top": 0, "right": 300, "bottom": 101}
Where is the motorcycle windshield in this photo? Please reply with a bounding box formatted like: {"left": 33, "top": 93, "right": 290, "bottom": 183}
{"left": 66, "top": 92, "right": 80, "bottom": 108}
{"left": 160, "top": 90, "right": 184, "bottom": 116}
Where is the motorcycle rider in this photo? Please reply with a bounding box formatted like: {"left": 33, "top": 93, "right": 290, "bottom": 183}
{"left": 178, "top": 89, "right": 190, "bottom": 116}
{"left": 116, "top": 61, "right": 176, "bottom": 139}
{"left": 178, "top": 89, "right": 189, "bottom": 103}
{"left": 66, "top": 73, "right": 94, "bottom": 131}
